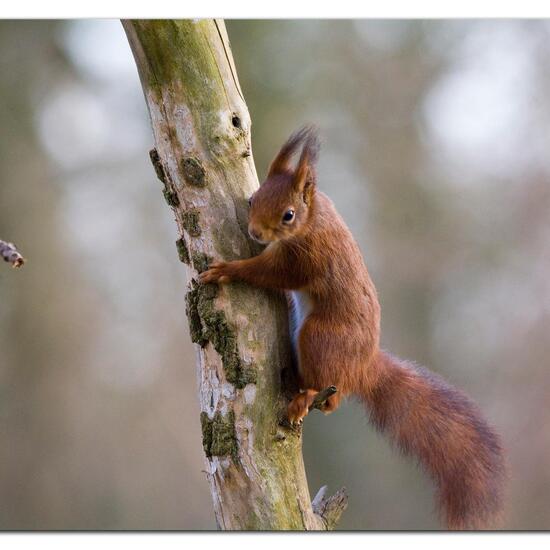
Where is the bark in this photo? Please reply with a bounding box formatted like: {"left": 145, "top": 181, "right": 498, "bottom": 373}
{"left": 122, "top": 19, "right": 347, "bottom": 530}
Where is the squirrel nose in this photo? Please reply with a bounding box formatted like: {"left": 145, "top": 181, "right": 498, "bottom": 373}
{"left": 248, "top": 227, "right": 261, "bottom": 241}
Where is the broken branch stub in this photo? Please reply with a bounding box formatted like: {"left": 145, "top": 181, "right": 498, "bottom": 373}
{"left": 0, "top": 240, "right": 25, "bottom": 268}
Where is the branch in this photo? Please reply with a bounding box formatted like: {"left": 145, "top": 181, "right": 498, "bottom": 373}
{"left": 0, "top": 240, "right": 26, "bottom": 268}
{"left": 309, "top": 385, "right": 338, "bottom": 412}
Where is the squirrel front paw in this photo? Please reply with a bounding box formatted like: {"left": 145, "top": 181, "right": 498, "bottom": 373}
{"left": 199, "top": 261, "right": 231, "bottom": 285}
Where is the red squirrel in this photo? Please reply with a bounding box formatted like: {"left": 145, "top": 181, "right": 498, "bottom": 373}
{"left": 200, "top": 126, "right": 506, "bottom": 530}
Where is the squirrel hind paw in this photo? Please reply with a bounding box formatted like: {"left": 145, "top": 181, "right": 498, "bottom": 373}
{"left": 287, "top": 389, "right": 318, "bottom": 425}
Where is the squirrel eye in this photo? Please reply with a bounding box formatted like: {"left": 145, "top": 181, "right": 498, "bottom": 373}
{"left": 282, "top": 209, "right": 295, "bottom": 224}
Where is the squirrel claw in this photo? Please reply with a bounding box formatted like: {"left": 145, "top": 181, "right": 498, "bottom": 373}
{"left": 199, "top": 261, "right": 230, "bottom": 285}
{"left": 288, "top": 412, "right": 306, "bottom": 428}
{"left": 288, "top": 418, "right": 303, "bottom": 431}
{"left": 287, "top": 389, "right": 317, "bottom": 427}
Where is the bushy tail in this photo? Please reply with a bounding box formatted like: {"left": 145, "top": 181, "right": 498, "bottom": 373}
{"left": 360, "top": 350, "right": 506, "bottom": 530}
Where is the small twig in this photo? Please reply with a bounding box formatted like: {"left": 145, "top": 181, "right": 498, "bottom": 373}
{"left": 0, "top": 240, "right": 26, "bottom": 268}
{"left": 281, "top": 386, "right": 338, "bottom": 432}
{"left": 309, "top": 385, "right": 337, "bottom": 412}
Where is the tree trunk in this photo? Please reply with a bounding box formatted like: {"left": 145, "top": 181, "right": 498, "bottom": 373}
{"left": 122, "top": 19, "right": 346, "bottom": 530}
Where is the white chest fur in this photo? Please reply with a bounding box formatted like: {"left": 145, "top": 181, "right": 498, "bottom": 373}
{"left": 289, "top": 290, "right": 314, "bottom": 353}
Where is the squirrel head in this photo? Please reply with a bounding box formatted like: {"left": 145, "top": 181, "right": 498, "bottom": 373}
{"left": 247, "top": 126, "right": 320, "bottom": 244}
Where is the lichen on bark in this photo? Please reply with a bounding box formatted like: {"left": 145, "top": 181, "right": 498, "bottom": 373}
{"left": 200, "top": 410, "right": 238, "bottom": 461}
{"left": 162, "top": 187, "right": 180, "bottom": 207}
{"left": 191, "top": 251, "right": 211, "bottom": 274}
{"left": 181, "top": 156, "right": 207, "bottom": 187}
{"left": 185, "top": 280, "right": 257, "bottom": 388}
{"left": 185, "top": 281, "right": 209, "bottom": 347}
{"left": 176, "top": 237, "right": 190, "bottom": 265}
{"left": 181, "top": 208, "right": 201, "bottom": 237}
{"left": 149, "top": 148, "right": 167, "bottom": 184}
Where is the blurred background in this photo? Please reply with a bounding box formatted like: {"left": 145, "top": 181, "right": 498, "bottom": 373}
{"left": 0, "top": 19, "right": 549, "bottom": 530}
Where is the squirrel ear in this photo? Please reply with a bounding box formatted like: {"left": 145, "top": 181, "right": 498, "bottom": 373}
{"left": 293, "top": 130, "right": 320, "bottom": 200}
{"left": 293, "top": 151, "right": 311, "bottom": 194}
{"left": 268, "top": 125, "right": 317, "bottom": 177}
{"left": 294, "top": 162, "right": 316, "bottom": 205}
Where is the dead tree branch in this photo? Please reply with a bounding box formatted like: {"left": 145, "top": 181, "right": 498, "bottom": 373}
{"left": 0, "top": 240, "right": 25, "bottom": 268}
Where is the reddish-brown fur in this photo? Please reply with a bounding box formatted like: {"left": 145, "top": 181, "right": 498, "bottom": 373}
{"left": 200, "top": 126, "right": 506, "bottom": 529}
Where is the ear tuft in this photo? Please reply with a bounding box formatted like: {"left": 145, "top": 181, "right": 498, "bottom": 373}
{"left": 267, "top": 125, "right": 320, "bottom": 177}
{"left": 293, "top": 126, "right": 320, "bottom": 195}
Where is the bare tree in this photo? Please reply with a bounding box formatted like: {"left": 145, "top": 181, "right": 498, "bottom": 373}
{"left": 122, "top": 19, "right": 347, "bottom": 530}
